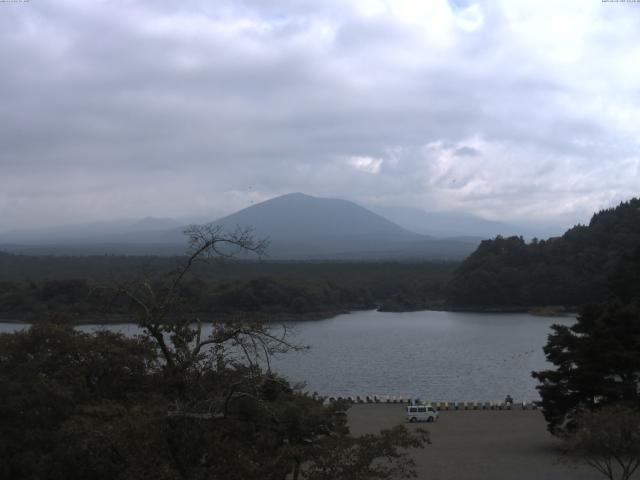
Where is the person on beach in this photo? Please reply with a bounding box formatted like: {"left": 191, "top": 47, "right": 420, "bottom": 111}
{"left": 504, "top": 394, "right": 513, "bottom": 405}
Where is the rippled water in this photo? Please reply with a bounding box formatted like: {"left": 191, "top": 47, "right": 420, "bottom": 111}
{"left": 272, "top": 310, "right": 574, "bottom": 402}
{"left": 0, "top": 310, "right": 574, "bottom": 402}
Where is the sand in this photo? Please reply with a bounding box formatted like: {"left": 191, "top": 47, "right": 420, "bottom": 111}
{"left": 347, "top": 404, "right": 604, "bottom": 480}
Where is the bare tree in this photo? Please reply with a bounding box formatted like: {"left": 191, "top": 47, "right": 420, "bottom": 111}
{"left": 562, "top": 405, "right": 640, "bottom": 480}
{"left": 116, "top": 224, "right": 299, "bottom": 370}
{"left": 113, "top": 224, "right": 313, "bottom": 423}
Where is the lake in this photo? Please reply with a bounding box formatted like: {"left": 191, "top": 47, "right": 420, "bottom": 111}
{"left": 0, "top": 310, "right": 574, "bottom": 402}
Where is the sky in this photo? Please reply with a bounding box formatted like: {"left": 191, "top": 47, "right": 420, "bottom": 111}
{"left": 1, "top": 0, "right": 639, "bottom": 233}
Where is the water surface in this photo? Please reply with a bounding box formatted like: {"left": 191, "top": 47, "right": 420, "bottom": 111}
{"left": 0, "top": 310, "right": 574, "bottom": 401}
{"left": 271, "top": 310, "right": 572, "bottom": 402}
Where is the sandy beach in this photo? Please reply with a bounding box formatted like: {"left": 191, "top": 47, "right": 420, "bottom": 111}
{"left": 348, "top": 404, "right": 603, "bottom": 480}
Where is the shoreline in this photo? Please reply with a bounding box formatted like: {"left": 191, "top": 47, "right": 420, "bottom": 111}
{"left": 0, "top": 310, "right": 348, "bottom": 326}
{"left": 381, "top": 304, "right": 578, "bottom": 317}
{"left": 0, "top": 305, "right": 578, "bottom": 326}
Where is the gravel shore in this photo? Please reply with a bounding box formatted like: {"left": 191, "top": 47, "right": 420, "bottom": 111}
{"left": 348, "top": 404, "right": 602, "bottom": 480}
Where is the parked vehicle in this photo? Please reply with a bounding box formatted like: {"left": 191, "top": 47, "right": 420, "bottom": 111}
{"left": 406, "top": 405, "right": 438, "bottom": 423}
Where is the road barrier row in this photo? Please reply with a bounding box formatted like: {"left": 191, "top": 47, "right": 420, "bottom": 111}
{"left": 320, "top": 395, "right": 541, "bottom": 410}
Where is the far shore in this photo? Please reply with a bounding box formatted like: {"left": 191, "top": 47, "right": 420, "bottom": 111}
{"left": 381, "top": 304, "right": 578, "bottom": 316}
{"left": 0, "top": 305, "right": 578, "bottom": 326}
{"left": 0, "top": 310, "right": 347, "bottom": 326}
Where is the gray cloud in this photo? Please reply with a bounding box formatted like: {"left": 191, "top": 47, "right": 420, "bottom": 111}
{"left": 1, "top": 0, "right": 639, "bottom": 232}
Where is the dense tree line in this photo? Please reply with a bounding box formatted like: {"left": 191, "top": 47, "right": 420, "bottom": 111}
{"left": 0, "top": 256, "right": 457, "bottom": 320}
{"left": 448, "top": 198, "right": 640, "bottom": 308}
{"left": 0, "top": 277, "right": 377, "bottom": 322}
{"left": 0, "top": 252, "right": 456, "bottom": 286}
{"left": 0, "top": 318, "right": 430, "bottom": 479}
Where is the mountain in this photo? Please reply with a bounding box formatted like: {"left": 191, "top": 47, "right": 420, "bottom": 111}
{"left": 448, "top": 198, "right": 640, "bottom": 308}
{"left": 0, "top": 193, "right": 479, "bottom": 259}
{"left": 217, "top": 193, "right": 420, "bottom": 241}
{"left": 211, "top": 193, "right": 477, "bottom": 259}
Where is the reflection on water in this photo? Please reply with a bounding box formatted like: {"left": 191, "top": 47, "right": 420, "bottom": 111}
{"left": 0, "top": 310, "right": 574, "bottom": 401}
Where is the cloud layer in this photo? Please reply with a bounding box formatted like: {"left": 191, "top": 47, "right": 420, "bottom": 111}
{"left": 1, "top": 0, "right": 639, "bottom": 231}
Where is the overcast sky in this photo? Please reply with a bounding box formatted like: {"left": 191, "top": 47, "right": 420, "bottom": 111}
{"left": 1, "top": 0, "right": 639, "bottom": 233}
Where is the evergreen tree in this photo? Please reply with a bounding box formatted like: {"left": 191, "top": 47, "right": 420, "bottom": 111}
{"left": 533, "top": 247, "right": 640, "bottom": 434}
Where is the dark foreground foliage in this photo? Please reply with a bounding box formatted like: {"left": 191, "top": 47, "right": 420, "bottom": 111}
{"left": 0, "top": 225, "right": 429, "bottom": 480}
{"left": 562, "top": 405, "right": 640, "bottom": 480}
{"left": 0, "top": 322, "right": 428, "bottom": 480}
{"left": 533, "top": 301, "right": 640, "bottom": 434}
{"left": 533, "top": 247, "right": 640, "bottom": 435}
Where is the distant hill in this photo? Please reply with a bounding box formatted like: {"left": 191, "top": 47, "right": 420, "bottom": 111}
{"left": 213, "top": 193, "right": 477, "bottom": 259}
{"left": 216, "top": 193, "right": 421, "bottom": 244}
{"left": 447, "top": 198, "right": 640, "bottom": 308}
{"left": 0, "top": 193, "right": 479, "bottom": 259}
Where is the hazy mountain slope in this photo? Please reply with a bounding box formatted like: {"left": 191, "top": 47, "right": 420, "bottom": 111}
{"left": 209, "top": 193, "right": 477, "bottom": 259}
{"left": 215, "top": 193, "right": 422, "bottom": 241}
{"left": 370, "top": 205, "right": 541, "bottom": 239}
{"left": 0, "top": 193, "right": 479, "bottom": 259}
{"left": 0, "top": 217, "right": 182, "bottom": 244}
{"left": 128, "top": 217, "right": 182, "bottom": 232}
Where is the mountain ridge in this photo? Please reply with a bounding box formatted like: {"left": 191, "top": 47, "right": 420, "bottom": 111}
{"left": 0, "top": 193, "right": 479, "bottom": 259}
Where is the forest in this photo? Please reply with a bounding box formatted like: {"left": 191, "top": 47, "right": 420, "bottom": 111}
{"left": 0, "top": 254, "right": 455, "bottom": 322}
{"left": 447, "top": 198, "right": 640, "bottom": 309}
